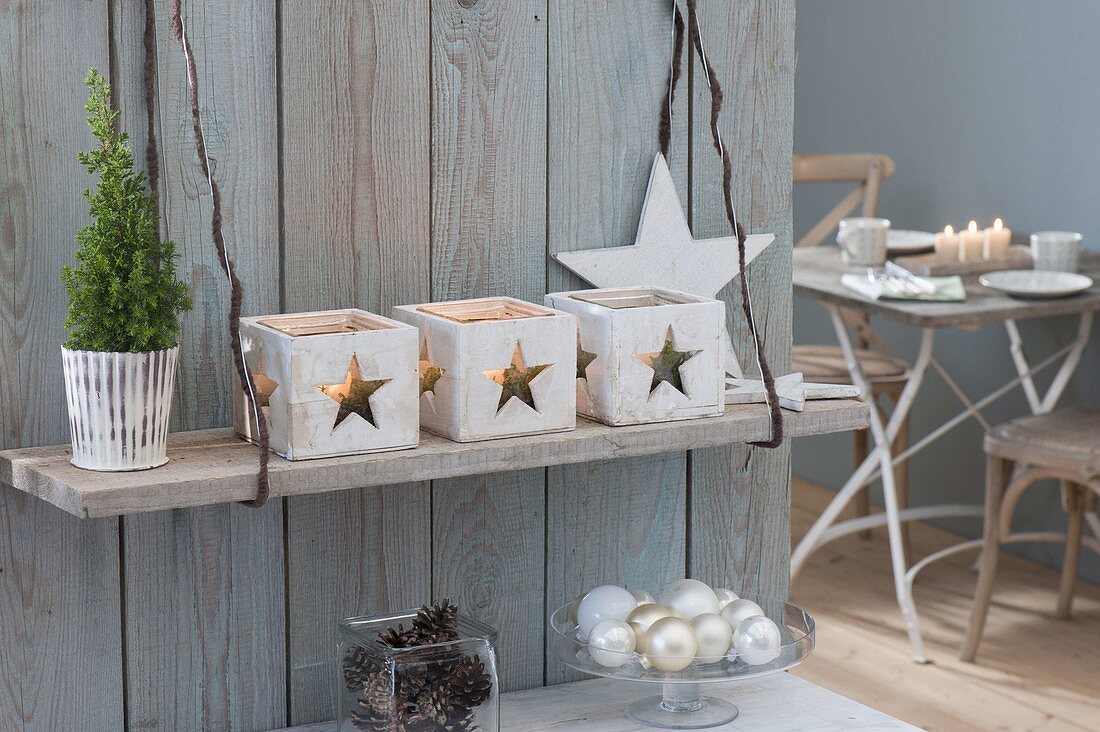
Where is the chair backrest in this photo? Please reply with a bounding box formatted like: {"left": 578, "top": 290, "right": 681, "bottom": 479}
{"left": 793, "top": 153, "right": 896, "bottom": 249}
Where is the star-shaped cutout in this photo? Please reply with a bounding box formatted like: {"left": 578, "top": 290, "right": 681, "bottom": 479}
{"left": 246, "top": 343, "right": 279, "bottom": 407}
{"left": 576, "top": 338, "right": 597, "bottom": 381}
{"left": 484, "top": 343, "right": 550, "bottom": 414}
{"left": 318, "top": 354, "right": 390, "bottom": 431}
{"left": 419, "top": 339, "right": 446, "bottom": 397}
{"left": 552, "top": 153, "right": 774, "bottom": 377}
{"left": 636, "top": 326, "right": 700, "bottom": 397}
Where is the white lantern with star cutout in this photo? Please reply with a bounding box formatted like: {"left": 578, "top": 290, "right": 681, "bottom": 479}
{"left": 234, "top": 309, "right": 420, "bottom": 460}
{"left": 546, "top": 287, "right": 725, "bottom": 426}
{"left": 391, "top": 297, "right": 576, "bottom": 442}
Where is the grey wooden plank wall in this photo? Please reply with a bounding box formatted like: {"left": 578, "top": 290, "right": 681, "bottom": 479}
{"left": 0, "top": 1, "right": 795, "bottom": 729}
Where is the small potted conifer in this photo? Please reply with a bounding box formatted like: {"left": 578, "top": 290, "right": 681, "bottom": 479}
{"left": 60, "top": 69, "right": 191, "bottom": 471}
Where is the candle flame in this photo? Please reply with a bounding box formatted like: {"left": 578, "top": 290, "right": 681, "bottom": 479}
{"left": 994, "top": 218, "right": 1003, "bottom": 230}
{"left": 968, "top": 220, "right": 978, "bottom": 233}
{"left": 944, "top": 224, "right": 954, "bottom": 236}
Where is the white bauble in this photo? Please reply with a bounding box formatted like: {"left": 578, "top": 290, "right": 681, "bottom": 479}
{"left": 691, "top": 613, "right": 733, "bottom": 664}
{"left": 657, "top": 579, "right": 719, "bottom": 621}
{"left": 577, "top": 585, "right": 637, "bottom": 639}
{"left": 732, "top": 615, "right": 782, "bottom": 666}
{"left": 720, "top": 598, "right": 764, "bottom": 630}
{"left": 587, "top": 618, "right": 637, "bottom": 668}
{"left": 644, "top": 617, "right": 697, "bottom": 672}
{"left": 629, "top": 588, "right": 656, "bottom": 606}
{"left": 626, "top": 603, "right": 677, "bottom": 654}
{"left": 714, "top": 588, "right": 739, "bottom": 610}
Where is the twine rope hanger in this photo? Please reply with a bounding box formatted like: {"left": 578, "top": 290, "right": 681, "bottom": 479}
{"left": 660, "top": 0, "right": 783, "bottom": 448}
{"left": 149, "top": 0, "right": 272, "bottom": 506}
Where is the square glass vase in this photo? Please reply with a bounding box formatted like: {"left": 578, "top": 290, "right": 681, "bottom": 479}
{"left": 339, "top": 611, "right": 500, "bottom": 732}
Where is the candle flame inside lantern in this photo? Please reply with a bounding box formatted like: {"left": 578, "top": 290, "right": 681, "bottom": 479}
{"left": 944, "top": 224, "right": 954, "bottom": 236}
{"left": 994, "top": 218, "right": 1003, "bottom": 231}
{"left": 968, "top": 220, "right": 978, "bottom": 234}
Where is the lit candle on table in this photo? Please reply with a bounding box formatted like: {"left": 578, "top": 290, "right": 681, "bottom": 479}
{"left": 983, "top": 218, "right": 1011, "bottom": 259}
{"left": 935, "top": 224, "right": 960, "bottom": 262}
{"left": 959, "top": 220, "right": 984, "bottom": 261}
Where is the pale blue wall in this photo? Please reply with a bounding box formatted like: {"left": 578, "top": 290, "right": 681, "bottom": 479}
{"left": 792, "top": 0, "right": 1100, "bottom": 581}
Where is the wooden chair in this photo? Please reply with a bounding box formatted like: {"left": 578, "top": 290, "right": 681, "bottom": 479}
{"left": 793, "top": 154, "right": 912, "bottom": 546}
{"left": 960, "top": 409, "right": 1100, "bottom": 662}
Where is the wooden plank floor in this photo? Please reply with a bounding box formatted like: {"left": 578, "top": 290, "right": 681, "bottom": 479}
{"left": 790, "top": 478, "right": 1100, "bottom": 732}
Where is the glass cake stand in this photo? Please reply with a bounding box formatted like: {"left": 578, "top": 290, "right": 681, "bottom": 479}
{"left": 549, "top": 595, "right": 814, "bottom": 729}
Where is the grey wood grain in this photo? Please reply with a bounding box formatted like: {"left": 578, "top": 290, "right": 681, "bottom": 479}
{"left": 795, "top": 248, "right": 1100, "bottom": 328}
{"left": 0, "top": 3, "right": 124, "bottom": 730}
{"left": 545, "top": 454, "right": 687, "bottom": 684}
{"left": 0, "top": 488, "right": 123, "bottom": 731}
{"left": 431, "top": 0, "right": 549, "bottom": 691}
{"left": 286, "top": 488, "right": 430, "bottom": 724}
{"left": 278, "top": 3, "right": 433, "bottom": 724}
{"left": 0, "top": 401, "right": 869, "bottom": 519}
{"left": 111, "top": 3, "right": 286, "bottom": 730}
{"left": 123, "top": 501, "right": 285, "bottom": 731}
{"left": 689, "top": 0, "right": 796, "bottom": 599}
{"left": 545, "top": 0, "right": 691, "bottom": 686}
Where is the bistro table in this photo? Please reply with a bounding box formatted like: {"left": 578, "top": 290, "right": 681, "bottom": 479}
{"left": 791, "top": 247, "right": 1100, "bottom": 662}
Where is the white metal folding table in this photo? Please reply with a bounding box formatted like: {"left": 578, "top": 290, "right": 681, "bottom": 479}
{"left": 791, "top": 247, "right": 1100, "bottom": 661}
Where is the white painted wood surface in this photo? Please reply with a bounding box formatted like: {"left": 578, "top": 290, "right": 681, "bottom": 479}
{"left": 270, "top": 674, "right": 917, "bottom": 732}
{"left": 547, "top": 288, "right": 725, "bottom": 426}
{"left": 236, "top": 310, "right": 420, "bottom": 459}
{"left": 0, "top": 400, "right": 868, "bottom": 519}
{"left": 392, "top": 298, "right": 576, "bottom": 442}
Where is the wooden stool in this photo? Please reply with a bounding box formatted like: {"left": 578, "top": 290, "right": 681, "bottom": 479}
{"left": 960, "top": 408, "right": 1100, "bottom": 662}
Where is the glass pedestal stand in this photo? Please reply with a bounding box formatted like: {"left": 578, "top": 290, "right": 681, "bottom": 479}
{"left": 625, "top": 683, "right": 738, "bottom": 729}
{"left": 549, "top": 595, "right": 814, "bottom": 731}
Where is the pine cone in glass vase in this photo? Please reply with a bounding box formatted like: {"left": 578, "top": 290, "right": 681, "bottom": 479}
{"left": 411, "top": 599, "right": 460, "bottom": 644}
{"left": 377, "top": 623, "right": 419, "bottom": 649}
{"left": 349, "top": 671, "right": 403, "bottom": 732}
{"left": 407, "top": 687, "right": 480, "bottom": 732}
{"left": 446, "top": 655, "right": 493, "bottom": 709}
{"left": 343, "top": 644, "right": 381, "bottom": 692}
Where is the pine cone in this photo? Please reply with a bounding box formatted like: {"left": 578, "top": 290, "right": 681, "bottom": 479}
{"left": 343, "top": 644, "right": 381, "bottom": 692}
{"left": 411, "top": 599, "right": 460, "bottom": 645}
{"left": 406, "top": 688, "right": 479, "bottom": 731}
{"left": 446, "top": 655, "right": 493, "bottom": 709}
{"left": 378, "top": 623, "right": 419, "bottom": 649}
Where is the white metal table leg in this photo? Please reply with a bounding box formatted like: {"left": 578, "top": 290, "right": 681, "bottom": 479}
{"left": 827, "top": 306, "right": 931, "bottom": 662}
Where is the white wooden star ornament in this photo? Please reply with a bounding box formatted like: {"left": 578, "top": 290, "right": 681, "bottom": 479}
{"left": 725, "top": 372, "right": 861, "bottom": 412}
{"left": 552, "top": 153, "right": 774, "bottom": 377}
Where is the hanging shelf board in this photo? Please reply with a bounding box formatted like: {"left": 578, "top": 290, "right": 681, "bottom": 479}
{"left": 0, "top": 400, "right": 868, "bottom": 519}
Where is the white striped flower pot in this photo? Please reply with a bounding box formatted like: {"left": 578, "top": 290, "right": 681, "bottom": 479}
{"left": 61, "top": 346, "right": 179, "bottom": 471}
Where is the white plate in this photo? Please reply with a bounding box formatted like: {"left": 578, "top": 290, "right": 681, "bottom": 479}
{"left": 979, "top": 270, "right": 1094, "bottom": 299}
{"left": 887, "top": 230, "right": 937, "bottom": 253}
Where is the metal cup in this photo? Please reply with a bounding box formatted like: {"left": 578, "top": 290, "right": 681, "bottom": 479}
{"left": 838, "top": 217, "right": 890, "bottom": 266}
{"left": 1030, "top": 231, "right": 1083, "bottom": 273}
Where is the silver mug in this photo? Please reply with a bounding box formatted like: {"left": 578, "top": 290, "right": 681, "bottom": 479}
{"left": 838, "top": 217, "right": 890, "bottom": 266}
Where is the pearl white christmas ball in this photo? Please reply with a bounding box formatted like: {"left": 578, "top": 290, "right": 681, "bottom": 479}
{"left": 714, "top": 588, "right": 739, "bottom": 610}
{"left": 732, "top": 615, "right": 782, "bottom": 666}
{"left": 626, "top": 603, "right": 677, "bottom": 654}
{"left": 691, "top": 612, "right": 733, "bottom": 664}
{"left": 657, "top": 579, "right": 719, "bottom": 620}
{"left": 644, "top": 616, "right": 697, "bottom": 672}
{"left": 720, "top": 598, "right": 764, "bottom": 630}
{"left": 587, "top": 618, "right": 637, "bottom": 668}
{"left": 629, "top": 588, "right": 655, "bottom": 606}
{"left": 577, "top": 585, "right": 637, "bottom": 639}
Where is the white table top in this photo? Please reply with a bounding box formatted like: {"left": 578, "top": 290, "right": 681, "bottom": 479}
{"left": 273, "top": 673, "right": 918, "bottom": 731}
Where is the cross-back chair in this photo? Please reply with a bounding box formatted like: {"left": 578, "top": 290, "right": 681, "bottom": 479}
{"left": 792, "top": 153, "right": 912, "bottom": 548}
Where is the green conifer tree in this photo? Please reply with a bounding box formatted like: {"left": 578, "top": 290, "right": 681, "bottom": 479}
{"left": 62, "top": 68, "right": 191, "bottom": 352}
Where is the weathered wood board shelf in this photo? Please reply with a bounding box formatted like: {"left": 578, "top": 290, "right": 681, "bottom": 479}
{"left": 0, "top": 401, "right": 868, "bottom": 519}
